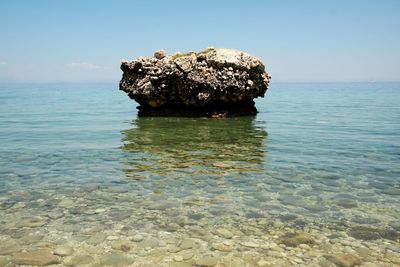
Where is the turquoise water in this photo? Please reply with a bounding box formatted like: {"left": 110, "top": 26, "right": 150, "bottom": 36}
{"left": 0, "top": 82, "right": 399, "bottom": 266}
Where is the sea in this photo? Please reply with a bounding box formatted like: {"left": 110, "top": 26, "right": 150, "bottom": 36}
{"left": 0, "top": 82, "right": 399, "bottom": 266}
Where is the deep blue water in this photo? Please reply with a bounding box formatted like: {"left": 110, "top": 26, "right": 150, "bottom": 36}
{"left": 0, "top": 82, "right": 399, "bottom": 265}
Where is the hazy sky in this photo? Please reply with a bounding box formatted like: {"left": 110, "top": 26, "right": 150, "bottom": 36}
{"left": 0, "top": 0, "right": 399, "bottom": 82}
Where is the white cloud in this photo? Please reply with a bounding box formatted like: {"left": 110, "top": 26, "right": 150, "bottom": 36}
{"left": 66, "top": 62, "right": 100, "bottom": 70}
{"left": 0, "top": 61, "right": 7, "bottom": 66}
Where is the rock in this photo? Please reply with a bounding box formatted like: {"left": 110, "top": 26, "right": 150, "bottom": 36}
{"left": 179, "top": 250, "right": 194, "bottom": 261}
{"left": 336, "top": 199, "right": 358, "bottom": 208}
{"left": 53, "top": 245, "right": 74, "bottom": 256}
{"left": 19, "top": 234, "right": 43, "bottom": 245}
{"left": 348, "top": 227, "right": 381, "bottom": 240}
{"left": 266, "top": 251, "right": 286, "bottom": 258}
{"left": 240, "top": 241, "right": 259, "bottom": 248}
{"left": 257, "top": 259, "right": 271, "bottom": 267}
{"left": 86, "top": 232, "right": 107, "bottom": 245}
{"left": 354, "top": 247, "right": 371, "bottom": 258}
{"left": 13, "top": 250, "right": 60, "bottom": 266}
{"left": 154, "top": 50, "right": 166, "bottom": 59}
{"left": 0, "top": 256, "right": 11, "bottom": 266}
{"left": 64, "top": 255, "right": 94, "bottom": 266}
{"left": 389, "top": 220, "right": 400, "bottom": 231}
{"left": 0, "top": 241, "right": 20, "bottom": 255}
{"left": 280, "top": 232, "right": 315, "bottom": 247}
{"left": 173, "top": 255, "right": 183, "bottom": 262}
{"left": 0, "top": 256, "right": 12, "bottom": 267}
{"left": 324, "top": 253, "right": 361, "bottom": 267}
{"left": 100, "top": 253, "right": 134, "bottom": 267}
{"left": 380, "top": 188, "right": 400, "bottom": 195}
{"left": 179, "top": 239, "right": 197, "bottom": 250}
{"left": 270, "top": 244, "right": 284, "bottom": 252}
{"left": 195, "top": 255, "right": 219, "bottom": 266}
{"left": 111, "top": 240, "right": 134, "bottom": 252}
{"left": 299, "top": 243, "right": 311, "bottom": 250}
{"left": 360, "top": 263, "right": 383, "bottom": 267}
{"left": 132, "top": 234, "right": 144, "bottom": 242}
{"left": 214, "top": 228, "right": 233, "bottom": 239}
{"left": 350, "top": 216, "right": 380, "bottom": 225}
{"left": 385, "top": 251, "right": 400, "bottom": 264}
{"left": 377, "top": 228, "right": 400, "bottom": 241}
{"left": 16, "top": 217, "right": 47, "bottom": 228}
{"left": 58, "top": 199, "right": 74, "bottom": 208}
{"left": 140, "top": 237, "right": 159, "bottom": 248}
{"left": 47, "top": 211, "right": 64, "bottom": 220}
{"left": 211, "top": 242, "right": 233, "bottom": 252}
{"left": 167, "top": 245, "right": 182, "bottom": 253}
{"left": 120, "top": 47, "right": 271, "bottom": 117}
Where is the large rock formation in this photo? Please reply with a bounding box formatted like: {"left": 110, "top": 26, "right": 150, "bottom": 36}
{"left": 119, "top": 48, "right": 271, "bottom": 117}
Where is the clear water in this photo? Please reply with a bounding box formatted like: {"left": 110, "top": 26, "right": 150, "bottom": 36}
{"left": 0, "top": 82, "right": 399, "bottom": 266}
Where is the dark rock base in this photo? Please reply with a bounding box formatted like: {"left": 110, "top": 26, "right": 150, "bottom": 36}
{"left": 137, "top": 101, "right": 257, "bottom": 118}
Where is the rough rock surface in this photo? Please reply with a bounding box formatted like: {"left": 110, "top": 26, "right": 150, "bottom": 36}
{"left": 119, "top": 48, "right": 271, "bottom": 117}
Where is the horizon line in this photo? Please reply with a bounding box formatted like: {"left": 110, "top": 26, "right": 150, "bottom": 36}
{"left": 1, "top": 80, "right": 400, "bottom": 84}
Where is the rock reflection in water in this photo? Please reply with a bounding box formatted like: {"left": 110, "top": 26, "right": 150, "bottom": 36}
{"left": 121, "top": 116, "right": 267, "bottom": 180}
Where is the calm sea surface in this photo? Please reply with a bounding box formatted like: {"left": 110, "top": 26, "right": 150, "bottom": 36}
{"left": 0, "top": 82, "right": 399, "bottom": 266}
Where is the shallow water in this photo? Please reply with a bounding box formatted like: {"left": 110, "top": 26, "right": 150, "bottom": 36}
{"left": 0, "top": 82, "right": 399, "bottom": 266}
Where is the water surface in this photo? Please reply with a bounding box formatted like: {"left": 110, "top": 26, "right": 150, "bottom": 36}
{"left": 0, "top": 82, "right": 399, "bottom": 266}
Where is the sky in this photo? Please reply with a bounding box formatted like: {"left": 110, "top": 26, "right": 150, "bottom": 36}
{"left": 0, "top": 0, "right": 399, "bottom": 82}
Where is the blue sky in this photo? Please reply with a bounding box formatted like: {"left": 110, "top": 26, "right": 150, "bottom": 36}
{"left": 0, "top": 0, "right": 399, "bottom": 82}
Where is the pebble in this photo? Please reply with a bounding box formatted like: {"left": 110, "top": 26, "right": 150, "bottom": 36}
{"left": 241, "top": 241, "right": 259, "bottom": 248}
{"left": 324, "top": 253, "right": 361, "bottom": 267}
{"left": 293, "top": 257, "right": 303, "bottom": 263}
{"left": 215, "top": 228, "right": 233, "bottom": 239}
{"left": 140, "top": 237, "right": 159, "bottom": 248}
{"left": 0, "top": 240, "right": 20, "bottom": 255}
{"left": 53, "top": 245, "right": 74, "bottom": 256}
{"left": 195, "top": 256, "right": 219, "bottom": 266}
{"left": 154, "top": 50, "right": 166, "bottom": 59}
{"left": 211, "top": 242, "right": 233, "bottom": 252}
{"left": 95, "top": 208, "right": 106, "bottom": 213}
{"left": 107, "top": 235, "right": 119, "bottom": 241}
{"left": 267, "top": 251, "right": 286, "bottom": 258}
{"left": 16, "top": 217, "right": 47, "bottom": 228}
{"left": 280, "top": 232, "right": 315, "bottom": 247}
{"left": 385, "top": 252, "right": 400, "bottom": 264}
{"left": 360, "top": 263, "right": 383, "bottom": 267}
{"left": 111, "top": 240, "right": 134, "bottom": 252}
{"left": 0, "top": 256, "right": 12, "bottom": 267}
{"left": 19, "top": 234, "right": 43, "bottom": 244}
{"left": 47, "top": 212, "right": 64, "bottom": 220}
{"left": 132, "top": 234, "right": 144, "bottom": 242}
{"left": 13, "top": 250, "right": 60, "bottom": 266}
{"left": 64, "top": 255, "right": 94, "bottom": 266}
{"left": 179, "top": 250, "right": 194, "bottom": 261}
{"left": 336, "top": 199, "right": 358, "bottom": 208}
{"left": 168, "top": 245, "right": 182, "bottom": 253}
{"left": 348, "top": 227, "right": 380, "bottom": 241}
{"left": 58, "top": 199, "right": 74, "bottom": 208}
{"left": 299, "top": 244, "right": 311, "bottom": 250}
{"left": 179, "top": 239, "right": 197, "bottom": 250}
{"left": 257, "top": 259, "right": 270, "bottom": 267}
{"left": 100, "top": 252, "right": 134, "bottom": 267}
{"left": 174, "top": 255, "right": 183, "bottom": 262}
{"left": 271, "top": 245, "right": 285, "bottom": 252}
{"left": 86, "top": 233, "right": 107, "bottom": 245}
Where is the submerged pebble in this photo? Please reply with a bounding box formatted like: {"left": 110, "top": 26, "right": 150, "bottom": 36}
{"left": 13, "top": 249, "right": 60, "bottom": 266}
{"left": 64, "top": 255, "right": 94, "bottom": 266}
{"left": 100, "top": 253, "right": 134, "bottom": 267}
{"left": 53, "top": 245, "right": 74, "bottom": 256}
